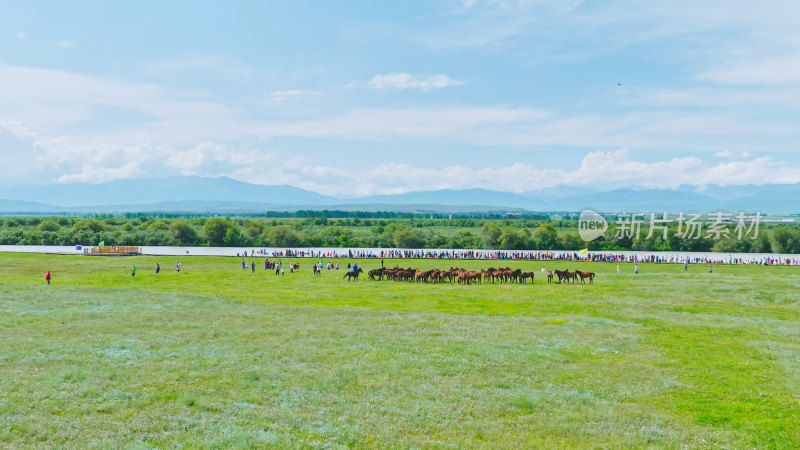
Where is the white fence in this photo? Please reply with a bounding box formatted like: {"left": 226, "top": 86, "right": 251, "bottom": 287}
{"left": 1, "top": 245, "right": 798, "bottom": 265}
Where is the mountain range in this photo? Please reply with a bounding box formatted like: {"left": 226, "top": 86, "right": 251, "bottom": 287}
{"left": 0, "top": 176, "right": 798, "bottom": 214}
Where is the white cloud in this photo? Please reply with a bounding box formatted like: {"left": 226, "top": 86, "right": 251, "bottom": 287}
{"left": 697, "top": 55, "right": 800, "bottom": 84}
{"left": 253, "top": 106, "right": 556, "bottom": 144}
{"left": 15, "top": 31, "right": 26, "bottom": 39}
{"left": 165, "top": 142, "right": 278, "bottom": 175}
{"left": 5, "top": 108, "right": 800, "bottom": 194}
{"left": 422, "top": 0, "right": 800, "bottom": 95}
{"left": 630, "top": 87, "right": 800, "bottom": 109}
{"left": 57, "top": 162, "right": 142, "bottom": 184}
{"left": 639, "top": 114, "right": 789, "bottom": 136}
{"left": 266, "top": 89, "right": 307, "bottom": 98}
{"left": 0, "top": 120, "right": 38, "bottom": 140}
{"left": 348, "top": 151, "right": 796, "bottom": 196}
{"left": 0, "top": 65, "right": 239, "bottom": 131}
{"left": 697, "top": 156, "right": 799, "bottom": 186}
{"left": 145, "top": 55, "right": 253, "bottom": 81}
{"left": 714, "top": 150, "right": 750, "bottom": 160}
{"left": 264, "top": 89, "right": 317, "bottom": 102}
{"left": 57, "top": 40, "right": 74, "bottom": 48}
{"left": 368, "top": 72, "right": 467, "bottom": 91}
{"left": 1, "top": 64, "right": 799, "bottom": 193}
{"left": 212, "top": 150, "right": 800, "bottom": 197}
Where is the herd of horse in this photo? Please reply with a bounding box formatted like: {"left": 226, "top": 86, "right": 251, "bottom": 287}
{"left": 341, "top": 266, "right": 596, "bottom": 284}
{"left": 551, "top": 269, "right": 596, "bottom": 284}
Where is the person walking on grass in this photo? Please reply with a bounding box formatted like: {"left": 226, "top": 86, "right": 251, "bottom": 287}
{"left": 251, "top": 261, "right": 255, "bottom": 273}
{"left": 176, "top": 261, "right": 181, "bottom": 272}
{"left": 45, "top": 271, "right": 51, "bottom": 286}
{"left": 634, "top": 263, "right": 639, "bottom": 274}
{"left": 156, "top": 262, "right": 160, "bottom": 274}
{"left": 131, "top": 266, "right": 136, "bottom": 279}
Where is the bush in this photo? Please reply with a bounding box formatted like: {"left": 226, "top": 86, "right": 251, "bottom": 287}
{"left": 203, "top": 218, "right": 234, "bottom": 246}
{"left": 263, "top": 226, "right": 301, "bottom": 247}
{"left": 393, "top": 226, "right": 424, "bottom": 249}
{"left": 172, "top": 220, "right": 198, "bottom": 245}
{"left": 498, "top": 226, "right": 530, "bottom": 250}
{"left": 38, "top": 219, "right": 61, "bottom": 232}
{"left": 771, "top": 228, "right": 800, "bottom": 254}
{"left": 532, "top": 224, "right": 558, "bottom": 250}
{"left": 72, "top": 219, "right": 109, "bottom": 233}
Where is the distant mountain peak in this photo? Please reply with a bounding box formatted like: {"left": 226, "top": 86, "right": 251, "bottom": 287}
{"left": 0, "top": 177, "right": 798, "bottom": 214}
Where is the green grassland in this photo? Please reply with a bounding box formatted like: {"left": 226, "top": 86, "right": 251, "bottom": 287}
{"left": 1, "top": 253, "right": 799, "bottom": 448}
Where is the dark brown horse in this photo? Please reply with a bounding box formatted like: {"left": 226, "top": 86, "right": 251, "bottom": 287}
{"left": 554, "top": 269, "right": 569, "bottom": 283}
{"left": 343, "top": 267, "right": 363, "bottom": 281}
{"left": 564, "top": 270, "right": 579, "bottom": 284}
{"left": 368, "top": 267, "right": 385, "bottom": 280}
{"left": 519, "top": 272, "right": 535, "bottom": 283}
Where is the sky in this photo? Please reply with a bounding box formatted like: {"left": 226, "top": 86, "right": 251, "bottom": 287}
{"left": 1, "top": 0, "right": 800, "bottom": 197}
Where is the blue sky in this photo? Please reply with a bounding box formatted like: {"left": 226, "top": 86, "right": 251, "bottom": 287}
{"left": 1, "top": 0, "right": 800, "bottom": 196}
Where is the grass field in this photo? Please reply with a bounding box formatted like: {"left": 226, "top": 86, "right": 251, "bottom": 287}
{"left": 1, "top": 252, "right": 799, "bottom": 448}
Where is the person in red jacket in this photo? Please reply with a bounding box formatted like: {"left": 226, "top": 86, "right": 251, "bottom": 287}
{"left": 45, "top": 271, "right": 51, "bottom": 286}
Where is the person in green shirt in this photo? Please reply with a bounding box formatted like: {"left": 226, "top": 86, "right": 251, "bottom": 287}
{"left": 131, "top": 266, "right": 136, "bottom": 279}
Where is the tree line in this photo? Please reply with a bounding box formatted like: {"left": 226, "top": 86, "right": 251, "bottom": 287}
{"left": 0, "top": 215, "right": 798, "bottom": 253}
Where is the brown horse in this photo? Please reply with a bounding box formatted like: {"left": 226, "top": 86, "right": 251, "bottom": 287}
{"left": 577, "top": 271, "right": 596, "bottom": 284}
{"left": 481, "top": 268, "right": 498, "bottom": 283}
{"left": 519, "top": 272, "right": 535, "bottom": 283}
{"left": 564, "top": 270, "right": 579, "bottom": 284}
{"left": 343, "top": 267, "right": 363, "bottom": 281}
{"left": 546, "top": 271, "right": 553, "bottom": 283}
{"left": 458, "top": 271, "right": 481, "bottom": 285}
{"left": 553, "top": 269, "right": 569, "bottom": 283}
{"left": 368, "top": 267, "right": 385, "bottom": 280}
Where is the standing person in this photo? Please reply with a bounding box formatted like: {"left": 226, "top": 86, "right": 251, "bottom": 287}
{"left": 634, "top": 263, "right": 639, "bottom": 274}
{"left": 156, "top": 262, "right": 160, "bottom": 274}
{"left": 45, "top": 271, "right": 51, "bottom": 286}
{"left": 616, "top": 264, "right": 620, "bottom": 274}
{"left": 176, "top": 261, "right": 181, "bottom": 272}
{"left": 708, "top": 265, "right": 713, "bottom": 273}
{"left": 684, "top": 260, "right": 689, "bottom": 271}
{"left": 251, "top": 261, "right": 255, "bottom": 273}
{"left": 131, "top": 266, "right": 136, "bottom": 279}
